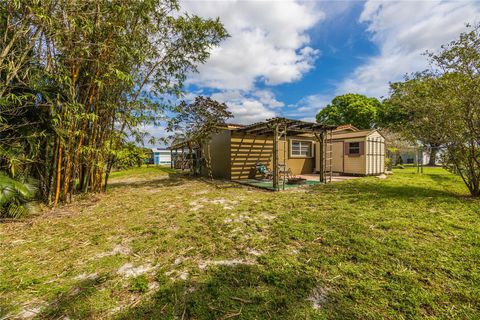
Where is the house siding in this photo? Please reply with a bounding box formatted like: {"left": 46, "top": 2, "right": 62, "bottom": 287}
{"left": 196, "top": 127, "right": 385, "bottom": 180}
{"left": 202, "top": 130, "right": 231, "bottom": 179}
{"left": 366, "top": 131, "right": 385, "bottom": 175}
{"left": 278, "top": 137, "right": 315, "bottom": 175}
{"left": 230, "top": 133, "right": 273, "bottom": 179}
{"left": 342, "top": 138, "right": 367, "bottom": 174}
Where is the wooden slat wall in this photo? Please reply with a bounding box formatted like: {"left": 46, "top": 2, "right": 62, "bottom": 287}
{"left": 230, "top": 134, "right": 273, "bottom": 179}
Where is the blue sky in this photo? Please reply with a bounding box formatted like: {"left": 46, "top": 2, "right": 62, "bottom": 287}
{"left": 146, "top": 1, "right": 480, "bottom": 141}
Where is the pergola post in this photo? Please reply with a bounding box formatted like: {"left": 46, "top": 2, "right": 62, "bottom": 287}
{"left": 318, "top": 132, "right": 325, "bottom": 183}
{"left": 273, "top": 124, "right": 279, "bottom": 191}
{"left": 283, "top": 125, "right": 287, "bottom": 191}
{"left": 329, "top": 130, "right": 333, "bottom": 182}
{"left": 170, "top": 149, "right": 173, "bottom": 169}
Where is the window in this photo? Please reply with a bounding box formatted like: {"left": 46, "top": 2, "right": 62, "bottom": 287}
{"left": 348, "top": 142, "right": 360, "bottom": 155}
{"left": 291, "top": 140, "right": 312, "bottom": 157}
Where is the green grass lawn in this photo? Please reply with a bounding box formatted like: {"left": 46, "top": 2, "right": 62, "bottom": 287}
{"left": 0, "top": 167, "right": 479, "bottom": 319}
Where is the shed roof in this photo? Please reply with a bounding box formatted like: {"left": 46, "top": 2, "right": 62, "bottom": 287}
{"left": 333, "top": 124, "right": 360, "bottom": 132}
{"left": 332, "top": 129, "right": 383, "bottom": 140}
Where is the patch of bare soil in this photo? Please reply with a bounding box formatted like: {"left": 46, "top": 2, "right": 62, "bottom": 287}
{"left": 198, "top": 259, "right": 256, "bottom": 270}
{"left": 96, "top": 243, "right": 131, "bottom": 258}
{"left": 308, "top": 286, "right": 329, "bottom": 310}
{"left": 117, "top": 263, "right": 152, "bottom": 278}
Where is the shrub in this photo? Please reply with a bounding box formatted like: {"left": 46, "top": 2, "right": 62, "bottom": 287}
{"left": 129, "top": 275, "right": 149, "bottom": 293}
{"left": 0, "top": 173, "right": 37, "bottom": 219}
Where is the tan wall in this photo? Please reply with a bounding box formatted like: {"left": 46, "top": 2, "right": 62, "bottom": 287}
{"left": 201, "top": 130, "right": 231, "bottom": 179}
{"left": 343, "top": 138, "right": 366, "bottom": 174}
{"left": 279, "top": 137, "right": 315, "bottom": 175}
{"left": 229, "top": 134, "right": 315, "bottom": 179}
{"left": 328, "top": 138, "right": 366, "bottom": 175}
{"left": 331, "top": 141, "right": 344, "bottom": 172}
{"left": 230, "top": 133, "right": 273, "bottom": 179}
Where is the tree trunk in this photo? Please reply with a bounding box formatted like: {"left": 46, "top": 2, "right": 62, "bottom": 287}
{"left": 53, "top": 142, "right": 63, "bottom": 208}
{"left": 428, "top": 148, "right": 437, "bottom": 166}
{"left": 206, "top": 142, "right": 213, "bottom": 179}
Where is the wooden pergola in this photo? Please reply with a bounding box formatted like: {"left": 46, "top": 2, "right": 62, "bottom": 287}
{"left": 235, "top": 117, "right": 336, "bottom": 191}
{"left": 169, "top": 139, "right": 198, "bottom": 172}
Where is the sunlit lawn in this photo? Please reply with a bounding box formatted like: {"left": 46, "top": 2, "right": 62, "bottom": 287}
{"left": 0, "top": 166, "right": 479, "bottom": 319}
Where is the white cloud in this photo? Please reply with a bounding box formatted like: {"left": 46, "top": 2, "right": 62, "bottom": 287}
{"left": 130, "top": 124, "right": 170, "bottom": 148}
{"left": 183, "top": 0, "right": 324, "bottom": 90}
{"left": 210, "top": 90, "right": 278, "bottom": 124}
{"left": 337, "top": 0, "right": 480, "bottom": 98}
{"left": 251, "top": 90, "right": 284, "bottom": 108}
{"left": 286, "top": 94, "right": 333, "bottom": 122}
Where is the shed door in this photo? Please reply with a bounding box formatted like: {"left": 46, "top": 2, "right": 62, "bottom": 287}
{"left": 332, "top": 142, "right": 344, "bottom": 172}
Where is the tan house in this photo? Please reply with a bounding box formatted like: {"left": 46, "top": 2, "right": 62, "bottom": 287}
{"left": 170, "top": 118, "right": 385, "bottom": 188}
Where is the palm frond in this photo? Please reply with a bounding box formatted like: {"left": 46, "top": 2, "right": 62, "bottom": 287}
{"left": 0, "top": 173, "right": 37, "bottom": 219}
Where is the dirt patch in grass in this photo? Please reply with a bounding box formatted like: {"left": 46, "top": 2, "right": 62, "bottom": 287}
{"left": 73, "top": 273, "right": 98, "bottom": 281}
{"left": 17, "top": 303, "right": 47, "bottom": 319}
{"left": 96, "top": 243, "right": 131, "bottom": 258}
{"left": 307, "top": 286, "right": 329, "bottom": 310}
{"left": 117, "top": 264, "right": 152, "bottom": 278}
{"left": 189, "top": 198, "right": 239, "bottom": 211}
{"left": 198, "top": 259, "right": 257, "bottom": 270}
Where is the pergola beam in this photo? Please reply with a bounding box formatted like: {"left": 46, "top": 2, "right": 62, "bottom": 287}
{"left": 235, "top": 117, "right": 335, "bottom": 135}
{"left": 273, "top": 124, "right": 279, "bottom": 191}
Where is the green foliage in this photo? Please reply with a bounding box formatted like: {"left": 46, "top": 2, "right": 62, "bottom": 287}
{"left": 0, "top": 0, "right": 228, "bottom": 204}
{"left": 316, "top": 93, "right": 384, "bottom": 129}
{"left": 168, "top": 96, "right": 233, "bottom": 142}
{"left": 114, "top": 142, "right": 148, "bottom": 170}
{"left": 167, "top": 96, "right": 233, "bottom": 177}
{"left": 0, "top": 173, "right": 36, "bottom": 219}
{"left": 387, "top": 23, "right": 480, "bottom": 196}
{"left": 129, "top": 275, "right": 149, "bottom": 293}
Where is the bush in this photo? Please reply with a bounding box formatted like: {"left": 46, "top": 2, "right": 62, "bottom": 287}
{"left": 114, "top": 142, "right": 148, "bottom": 170}
{"left": 0, "top": 173, "right": 37, "bottom": 219}
{"left": 129, "top": 275, "right": 149, "bottom": 293}
{"left": 385, "top": 157, "right": 392, "bottom": 170}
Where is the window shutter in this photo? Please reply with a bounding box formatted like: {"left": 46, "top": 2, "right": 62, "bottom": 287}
{"left": 359, "top": 141, "right": 365, "bottom": 155}
{"left": 344, "top": 142, "right": 350, "bottom": 155}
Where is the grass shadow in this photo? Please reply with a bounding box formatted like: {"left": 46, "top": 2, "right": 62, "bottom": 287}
{"left": 116, "top": 264, "right": 319, "bottom": 319}
{"left": 356, "top": 183, "right": 461, "bottom": 199}
{"left": 200, "top": 178, "right": 247, "bottom": 190}
{"left": 311, "top": 176, "right": 465, "bottom": 201}
{"left": 107, "top": 173, "right": 190, "bottom": 190}
{"left": 36, "top": 275, "right": 110, "bottom": 319}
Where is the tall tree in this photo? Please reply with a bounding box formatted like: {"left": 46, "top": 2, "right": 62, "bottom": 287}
{"left": 316, "top": 93, "right": 384, "bottom": 129}
{"left": 387, "top": 77, "right": 445, "bottom": 166}
{"left": 0, "top": 0, "right": 228, "bottom": 206}
{"left": 387, "top": 24, "right": 480, "bottom": 196}
{"left": 167, "top": 96, "right": 233, "bottom": 178}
